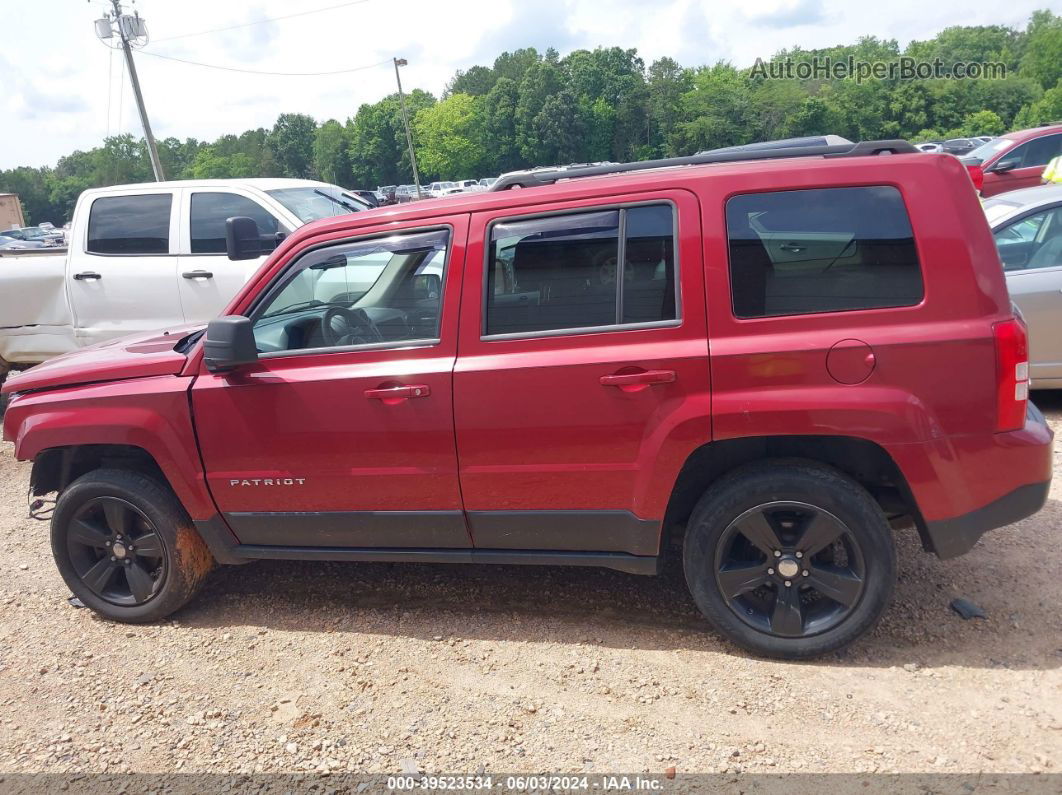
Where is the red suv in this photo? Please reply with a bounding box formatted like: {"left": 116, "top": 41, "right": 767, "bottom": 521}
{"left": 964, "top": 124, "right": 1062, "bottom": 197}
{"left": 2, "top": 139, "right": 1053, "bottom": 659}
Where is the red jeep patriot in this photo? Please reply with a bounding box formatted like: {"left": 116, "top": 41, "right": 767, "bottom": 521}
{"left": 2, "top": 138, "right": 1053, "bottom": 659}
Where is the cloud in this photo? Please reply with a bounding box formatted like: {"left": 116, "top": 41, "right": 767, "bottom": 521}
{"left": 745, "top": 0, "right": 825, "bottom": 30}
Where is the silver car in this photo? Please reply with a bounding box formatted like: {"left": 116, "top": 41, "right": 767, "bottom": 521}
{"left": 985, "top": 184, "right": 1062, "bottom": 388}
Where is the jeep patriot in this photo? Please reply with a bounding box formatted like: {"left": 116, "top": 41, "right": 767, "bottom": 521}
{"left": 2, "top": 138, "right": 1053, "bottom": 659}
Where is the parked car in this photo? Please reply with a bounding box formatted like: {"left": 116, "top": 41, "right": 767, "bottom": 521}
{"left": 376, "top": 185, "right": 398, "bottom": 206}
{"left": 395, "top": 182, "right": 422, "bottom": 201}
{"left": 963, "top": 124, "right": 1062, "bottom": 197}
{"left": 2, "top": 137, "right": 1052, "bottom": 660}
{"left": 351, "top": 189, "right": 381, "bottom": 208}
{"left": 453, "top": 179, "right": 484, "bottom": 193}
{"left": 0, "top": 179, "right": 369, "bottom": 376}
{"left": 478, "top": 177, "right": 498, "bottom": 189}
{"left": 35, "top": 222, "right": 66, "bottom": 245}
{"left": 427, "top": 181, "right": 457, "bottom": 198}
{"left": 973, "top": 136, "right": 995, "bottom": 145}
{"left": 941, "top": 138, "right": 978, "bottom": 155}
{"left": 916, "top": 142, "right": 943, "bottom": 153}
{"left": 0, "top": 237, "right": 47, "bottom": 250}
{"left": 1, "top": 226, "right": 60, "bottom": 246}
{"left": 984, "top": 184, "right": 1062, "bottom": 388}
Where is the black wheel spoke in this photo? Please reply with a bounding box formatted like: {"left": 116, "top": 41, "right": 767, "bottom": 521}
{"left": 735, "top": 511, "right": 783, "bottom": 555}
{"left": 102, "top": 500, "right": 133, "bottom": 537}
{"left": 69, "top": 519, "right": 110, "bottom": 549}
{"left": 82, "top": 557, "right": 118, "bottom": 595}
{"left": 807, "top": 564, "right": 863, "bottom": 607}
{"left": 133, "top": 533, "right": 163, "bottom": 558}
{"left": 770, "top": 585, "right": 804, "bottom": 637}
{"left": 798, "top": 511, "right": 847, "bottom": 556}
{"left": 124, "top": 562, "right": 155, "bottom": 603}
{"left": 717, "top": 562, "right": 769, "bottom": 599}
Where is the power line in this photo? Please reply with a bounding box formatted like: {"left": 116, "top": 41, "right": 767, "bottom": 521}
{"left": 151, "top": 0, "right": 374, "bottom": 43}
{"left": 136, "top": 49, "right": 392, "bottom": 77}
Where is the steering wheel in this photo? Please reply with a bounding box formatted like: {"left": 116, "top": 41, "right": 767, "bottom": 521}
{"left": 320, "top": 306, "right": 384, "bottom": 347}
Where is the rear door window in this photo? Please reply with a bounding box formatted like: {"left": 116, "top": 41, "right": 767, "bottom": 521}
{"left": 726, "top": 186, "right": 923, "bottom": 318}
{"left": 190, "top": 192, "right": 280, "bottom": 254}
{"left": 87, "top": 194, "right": 172, "bottom": 255}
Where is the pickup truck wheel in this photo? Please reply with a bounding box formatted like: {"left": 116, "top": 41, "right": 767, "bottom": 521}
{"left": 51, "top": 469, "right": 214, "bottom": 623}
{"left": 683, "top": 461, "right": 896, "bottom": 660}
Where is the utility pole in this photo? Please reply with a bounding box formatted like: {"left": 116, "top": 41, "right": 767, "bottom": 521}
{"left": 96, "top": 0, "right": 165, "bottom": 181}
{"left": 393, "top": 58, "right": 421, "bottom": 198}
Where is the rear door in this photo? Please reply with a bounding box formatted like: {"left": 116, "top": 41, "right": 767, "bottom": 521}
{"left": 176, "top": 188, "right": 292, "bottom": 323}
{"left": 68, "top": 190, "right": 183, "bottom": 345}
{"left": 452, "top": 191, "right": 709, "bottom": 557}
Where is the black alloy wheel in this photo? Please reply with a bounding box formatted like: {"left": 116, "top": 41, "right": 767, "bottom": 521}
{"left": 65, "top": 496, "right": 166, "bottom": 606}
{"left": 714, "top": 501, "right": 866, "bottom": 638}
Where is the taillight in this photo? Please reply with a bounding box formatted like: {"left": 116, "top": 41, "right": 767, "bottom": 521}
{"left": 966, "top": 164, "right": 984, "bottom": 191}
{"left": 993, "top": 317, "right": 1029, "bottom": 432}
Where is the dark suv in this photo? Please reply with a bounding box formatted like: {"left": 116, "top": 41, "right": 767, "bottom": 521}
{"left": 2, "top": 138, "right": 1052, "bottom": 659}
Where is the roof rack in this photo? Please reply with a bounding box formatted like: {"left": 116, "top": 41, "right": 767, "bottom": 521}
{"left": 489, "top": 137, "right": 918, "bottom": 191}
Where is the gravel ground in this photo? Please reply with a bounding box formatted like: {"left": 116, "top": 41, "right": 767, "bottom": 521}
{"left": 1, "top": 398, "right": 1061, "bottom": 779}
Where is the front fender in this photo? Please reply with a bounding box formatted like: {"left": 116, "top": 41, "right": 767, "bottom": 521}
{"left": 3, "top": 375, "right": 215, "bottom": 520}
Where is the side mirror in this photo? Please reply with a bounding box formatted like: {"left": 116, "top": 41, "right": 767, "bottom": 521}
{"left": 203, "top": 315, "right": 258, "bottom": 372}
{"left": 413, "top": 273, "right": 442, "bottom": 300}
{"left": 991, "top": 158, "right": 1021, "bottom": 174}
{"left": 225, "top": 216, "right": 284, "bottom": 261}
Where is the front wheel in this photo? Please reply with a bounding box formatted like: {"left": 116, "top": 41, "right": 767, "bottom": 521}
{"left": 683, "top": 461, "right": 896, "bottom": 659}
{"left": 51, "top": 469, "right": 214, "bottom": 623}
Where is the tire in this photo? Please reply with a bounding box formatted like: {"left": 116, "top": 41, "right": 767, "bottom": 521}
{"left": 51, "top": 469, "right": 214, "bottom": 623}
{"left": 0, "top": 368, "right": 9, "bottom": 419}
{"left": 683, "top": 460, "right": 896, "bottom": 660}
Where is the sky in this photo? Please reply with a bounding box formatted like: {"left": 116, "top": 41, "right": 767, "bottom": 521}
{"left": 0, "top": 0, "right": 1050, "bottom": 169}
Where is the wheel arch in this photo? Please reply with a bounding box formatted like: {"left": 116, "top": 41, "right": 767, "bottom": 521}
{"left": 31, "top": 444, "right": 169, "bottom": 502}
{"left": 661, "top": 435, "right": 928, "bottom": 556}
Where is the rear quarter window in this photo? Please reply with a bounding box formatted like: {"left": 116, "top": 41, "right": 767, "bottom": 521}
{"left": 726, "top": 186, "right": 923, "bottom": 318}
{"left": 87, "top": 193, "right": 172, "bottom": 255}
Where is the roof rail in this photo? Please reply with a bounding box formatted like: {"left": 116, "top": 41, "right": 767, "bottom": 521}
{"left": 489, "top": 138, "right": 918, "bottom": 191}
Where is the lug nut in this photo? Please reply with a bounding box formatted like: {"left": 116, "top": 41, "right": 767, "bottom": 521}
{"left": 802, "top": 570, "right": 809, "bottom": 577}
{"left": 795, "top": 551, "right": 803, "bottom": 559}
{"left": 110, "top": 556, "right": 116, "bottom": 562}
{"left": 774, "top": 550, "right": 782, "bottom": 558}
{"left": 767, "top": 568, "right": 775, "bottom": 575}
{"left": 784, "top": 580, "right": 792, "bottom": 587}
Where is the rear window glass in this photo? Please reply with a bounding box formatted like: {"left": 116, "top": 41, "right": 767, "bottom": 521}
{"left": 726, "top": 186, "right": 923, "bottom": 318}
{"left": 87, "top": 194, "right": 172, "bottom": 255}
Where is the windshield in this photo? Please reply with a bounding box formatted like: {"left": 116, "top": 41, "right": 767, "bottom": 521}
{"left": 266, "top": 187, "right": 370, "bottom": 223}
{"left": 22, "top": 227, "right": 46, "bottom": 240}
{"left": 967, "top": 138, "right": 1015, "bottom": 163}
{"left": 982, "top": 199, "right": 1022, "bottom": 226}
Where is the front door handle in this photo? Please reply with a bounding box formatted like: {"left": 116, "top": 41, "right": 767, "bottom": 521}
{"left": 779, "top": 243, "right": 805, "bottom": 253}
{"left": 600, "top": 369, "right": 676, "bottom": 387}
{"left": 73, "top": 271, "right": 102, "bottom": 280}
{"left": 182, "top": 270, "right": 214, "bottom": 279}
{"left": 364, "top": 384, "right": 431, "bottom": 400}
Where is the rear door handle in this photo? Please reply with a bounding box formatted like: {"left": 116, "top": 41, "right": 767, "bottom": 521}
{"left": 364, "top": 384, "right": 431, "bottom": 400}
{"left": 600, "top": 370, "right": 676, "bottom": 387}
{"left": 73, "top": 271, "right": 102, "bottom": 280}
{"left": 182, "top": 270, "right": 214, "bottom": 279}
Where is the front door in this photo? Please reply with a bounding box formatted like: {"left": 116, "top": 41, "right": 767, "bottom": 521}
{"left": 69, "top": 190, "right": 183, "bottom": 345}
{"left": 192, "top": 216, "right": 471, "bottom": 548}
{"left": 453, "top": 192, "right": 710, "bottom": 557}
{"left": 176, "top": 188, "right": 290, "bottom": 324}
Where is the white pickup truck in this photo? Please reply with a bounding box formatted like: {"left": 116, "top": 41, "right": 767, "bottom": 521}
{"left": 0, "top": 178, "right": 369, "bottom": 384}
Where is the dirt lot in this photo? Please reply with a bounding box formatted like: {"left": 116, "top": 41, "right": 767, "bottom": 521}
{"left": 1, "top": 399, "right": 1061, "bottom": 779}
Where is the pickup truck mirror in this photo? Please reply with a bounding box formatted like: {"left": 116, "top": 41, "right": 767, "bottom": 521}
{"left": 990, "top": 158, "right": 1021, "bottom": 174}
{"left": 225, "top": 216, "right": 284, "bottom": 261}
{"left": 203, "top": 316, "right": 258, "bottom": 372}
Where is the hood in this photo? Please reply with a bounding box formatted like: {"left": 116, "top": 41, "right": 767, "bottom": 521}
{"left": 1, "top": 325, "right": 203, "bottom": 395}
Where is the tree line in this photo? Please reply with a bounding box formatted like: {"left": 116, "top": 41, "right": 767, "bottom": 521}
{"left": 3, "top": 10, "right": 1061, "bottom": 225}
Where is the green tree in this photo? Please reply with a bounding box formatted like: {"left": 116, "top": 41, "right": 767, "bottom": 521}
{"left": 447, "top": 65, "right": 497, "bottom": 97}
{"left": 313, "top": 120, "right": 351, "bottom": 185}
{"left": 481, "top": 77, "right": 522, "bottom": 174}
{"left": 1021, "top": 10, "right": 1062, "bottom": 90}
{"left": 267, "top": 113, "right": 318, "bottom": 178}
{"left": 414, "top": 93, "right": 486, "bottom": 178}
{"left": 647, "top": 57, "right": 693, "bottom": 156}
{"left": 962, "top": 109, "right": 1006, "bottom": 136}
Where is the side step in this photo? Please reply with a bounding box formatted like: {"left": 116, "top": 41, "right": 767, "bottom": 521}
{"left": 233, "top": 545, "right": 660, "bottom": 575}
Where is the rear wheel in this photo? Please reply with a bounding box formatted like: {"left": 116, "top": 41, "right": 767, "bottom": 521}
{"left": 683, "top": 461, "right": 896, "bottom": 659}
{"left": 51, "top": 469, "right": 214, "bottom": 623}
